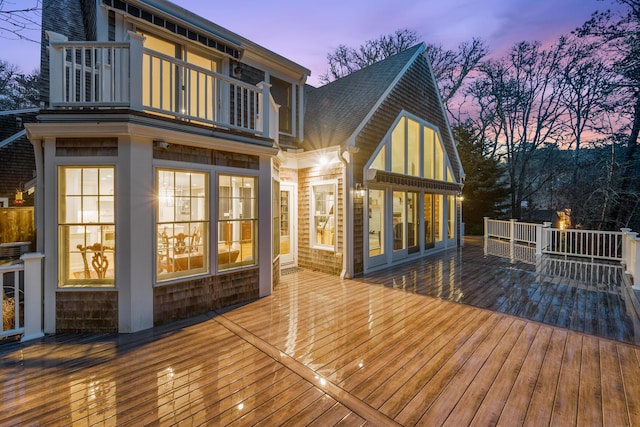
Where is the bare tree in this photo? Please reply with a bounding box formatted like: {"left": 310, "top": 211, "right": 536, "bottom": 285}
{"left": 467, "top": 39, "right": 570, "bottom": 218}
{"left": 320, "top": 29, "right": 420, "bottom": 84}
{"left": 320, "top": 29, "right": 487, "bottom": 118}
{"left": 575, "top": 0, "right": 640, "bottom": 229}
{"left": 426, "top": 38, "right": 487, "bottom": 116}
{"left": 0, "top": 0, "right": 41, "bottom": 43}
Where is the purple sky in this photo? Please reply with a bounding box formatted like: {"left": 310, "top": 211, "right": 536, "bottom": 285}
{"left": 1, "top": 0, "right": 624, "bottom": 86}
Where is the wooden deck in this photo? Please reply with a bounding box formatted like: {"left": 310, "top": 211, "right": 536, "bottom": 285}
{"left": 361, "top": 237, "right": 640, "bottom": 346}
{"left": 2, "top": 238, "right": 640, "bottom": 425}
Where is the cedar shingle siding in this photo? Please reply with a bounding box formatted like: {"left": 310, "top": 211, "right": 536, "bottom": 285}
{"left": 40, "top": 0, "right": 97, "bottom": 105}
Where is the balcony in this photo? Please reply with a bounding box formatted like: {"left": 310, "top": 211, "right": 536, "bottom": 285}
{"left": 47, "top": 32, "right": 279, "bottom": 142}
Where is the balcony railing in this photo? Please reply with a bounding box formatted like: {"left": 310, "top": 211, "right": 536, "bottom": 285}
{"left": 1, "top": 253, "right": 44, "bottom": 342}
{"left": 48, "top": 32, "right": 278, "bottom": 141}
{"left": 484, "top": 218, "right": 640, "bottom": 288}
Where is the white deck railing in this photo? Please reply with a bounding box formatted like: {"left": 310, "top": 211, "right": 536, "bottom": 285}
{"left": 0, "top": 254, "right": 44, "bottom": 342}
{"left": 48, "top": 32, "right": 278, "bottom": 140}
{"left": 484, "top": 218, "right": 640, "bottom": 288}
{"left": 1, "top": 263, "right": 24, "bottom": 339}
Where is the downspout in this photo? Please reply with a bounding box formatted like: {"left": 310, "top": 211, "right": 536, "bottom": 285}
{"left": 338, "top": 149, "right": 351, "bottom": 279}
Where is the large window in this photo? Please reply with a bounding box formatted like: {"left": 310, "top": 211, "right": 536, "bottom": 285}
{"left": 311, "top": 182, "right": 336, "bottom": 250}
{"left": 368, "top": 115, "right": 451, "bottom": 183}
{"left": 218, "top": 174, "right": 257, "bottom": 270}
{"left": 58, "top": 166, "right": 115, "bottom": 287}
{"left": 157, "top": 169, "right": 208, "bottom": 281}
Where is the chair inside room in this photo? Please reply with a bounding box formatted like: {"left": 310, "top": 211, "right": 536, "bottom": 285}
{"left": 76, "top": 243, "right": 112, "bottom": 279}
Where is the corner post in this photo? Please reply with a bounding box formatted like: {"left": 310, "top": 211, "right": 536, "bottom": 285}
{"left": 20, "top": 253, "right": 45, "bottom": 342}
{"left": 509, "top": 219, "right": 517, "bottom": 263}
{"left": 257, "top": 82, "right": 272, "bottom": 139}
{"left": 128, "top": 31, "right": 145, "bottom": 111}
{"left": 483, "top": 217, "right": 489, "bottom": 256}
{"left": 46, "top": 31, "right": 68, "bottom": 106}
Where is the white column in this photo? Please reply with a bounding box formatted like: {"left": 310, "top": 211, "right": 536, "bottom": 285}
{"left": 20, "top": 253, "right": 45, "bottom": 342}
{"left": 258, "top": 156, "right": 273, "bottom": 297}
{"left": 42, "top": 138, "right": 57, "bottom": 334}
{"left": 117, "top": 136, "right": 154, "bottom": 332}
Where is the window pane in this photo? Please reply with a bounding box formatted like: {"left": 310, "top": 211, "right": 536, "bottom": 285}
{"left": 391, "top": 118, "right": 405, "bottom": 174}
{"left": 83, "top": 196, "right": 99, "bottom": 223}
{"left": 157, "top": 169, "right": 209, "bottom": 281}
{"left": 64, "top": 195, "right": 82, "bottom": 223}
{"left": 435, "top": 133, "right": 444, "bottom": 181}
{"left": 370, "top": 146, "right": 385, "bottom": 170}
{"left": 65, "top": 168, "right": 82, "bottom": 194}
{"left": 82, "top": 168, "right": 99, "bottom": 194}
{"left": 407, "top": 119, "right": 420, "bottom": 176}
{"left": 369, "top": 189, "right": 384, "bottom": 257}
{"left": 408, "top": 192, "right": 419, "bottom": 252}
{"left": 100, "top": 168, "right": 114, "bottom": 195}
{"left": 393, "top": 191, "right": 405, "bottom": 251}
{"left": 448, "top": 196, "right": 456, "bottom": 239}
{"left": 424, "top": 194, "right": 434, "bottom": 247}
{"left": 423, "top": 127, "right": 434, "bottom": 179}
{"left": 435, "top": 194, "right": 443, "bottom": 242}
{"left": 312, "top": 183, "right": 335, "bottom": 249}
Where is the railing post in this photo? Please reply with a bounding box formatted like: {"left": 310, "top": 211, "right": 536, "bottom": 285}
{"left": 128, "top": 31, "right": 145, "bottom": 111}
{"left": 509, "top": 219, "right": 517, "bottom": 263}
{"left": 621, "top": 228, "right": 631, "bottom": 262}
{"left": 257, "top": 82, "right": 272, "bottom": 139}
{"left": 20, "top": 253, "right": 45, "bottom": 342}
{"left": 46, "top": 31, "right": 68, "bottom": 106}
{"left": 483, "top": 217, "right": 489, "bottom": 256}
{"left": 632, "top": 237, "right": 640, "bottom": 290}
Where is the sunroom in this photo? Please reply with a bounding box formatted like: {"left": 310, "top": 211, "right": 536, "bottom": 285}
{"left": 364, "top": 112, "right": 463, "bottom": 272}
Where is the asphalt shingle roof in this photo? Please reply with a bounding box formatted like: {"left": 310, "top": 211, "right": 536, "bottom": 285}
{"left": 303, "top": 44, "right": 423, "bottom": 151}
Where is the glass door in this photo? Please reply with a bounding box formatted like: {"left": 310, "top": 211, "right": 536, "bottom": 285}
{"left": 367, "top": 188, "right": 386, "bottom": 268}
{"left": 424, "top": 193, "right": 434, "bottom": 249}
{"left": 279, "top": 183, "right": 296, "bottom": 267}
{"left": 392, "top": 191, "right": 407, "bottom": 260}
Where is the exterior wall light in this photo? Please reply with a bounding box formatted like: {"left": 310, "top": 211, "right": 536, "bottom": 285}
{"left": 14, "top": 189, "right": 24, "bottom": 205}
{"left": 355, "top": 183, "right": 366, "bottom": 198}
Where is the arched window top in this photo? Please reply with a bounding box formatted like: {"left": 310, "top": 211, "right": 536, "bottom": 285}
{"left": 367, "top": 113, "right": 456, "bottom": 183}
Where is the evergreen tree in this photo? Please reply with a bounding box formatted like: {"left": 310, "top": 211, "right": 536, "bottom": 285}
{"left": 454, "top": 124, "right": 510, "bottom": 234}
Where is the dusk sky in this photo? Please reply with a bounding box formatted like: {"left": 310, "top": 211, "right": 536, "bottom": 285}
{"left": 1, "top": 0, "right": 625, "bottom": 86}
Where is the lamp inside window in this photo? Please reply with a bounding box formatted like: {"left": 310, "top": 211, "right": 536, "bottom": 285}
{"left": 14, "top": 189, "right": 23, "bottom": 205}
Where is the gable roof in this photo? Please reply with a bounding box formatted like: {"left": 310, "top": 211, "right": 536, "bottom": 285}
{"left": 303, "top": 44, "right": 424, "bottom": 151}
{"left": 303, "top": 43, "right": 464, "bottom": 183}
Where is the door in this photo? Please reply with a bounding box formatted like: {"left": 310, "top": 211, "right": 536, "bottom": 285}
{"left": 279, "top": 183, "right": 296, "bottom": 267}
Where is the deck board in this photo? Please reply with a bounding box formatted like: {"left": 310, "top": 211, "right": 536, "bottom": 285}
{"left": 2, "top": 238, "right": 640, "bottom": 424}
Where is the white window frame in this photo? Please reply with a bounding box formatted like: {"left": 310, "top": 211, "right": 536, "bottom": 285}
{"left": 310, "top": 180, "right": 337, "bottom": 251}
